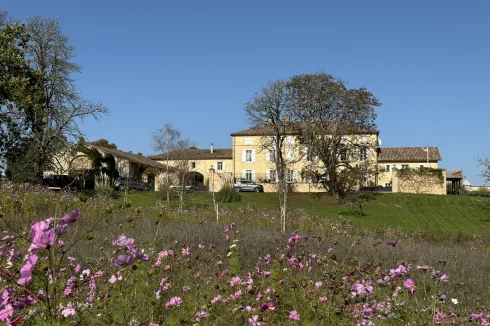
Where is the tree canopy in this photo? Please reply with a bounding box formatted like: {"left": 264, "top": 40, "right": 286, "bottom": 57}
{"left": 1, "top": 13, "right": 109, "bottom": 181}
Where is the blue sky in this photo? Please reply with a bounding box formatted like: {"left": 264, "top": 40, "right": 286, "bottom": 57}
{"left": 4, "top": 0, "right": 490, "bottom": 185}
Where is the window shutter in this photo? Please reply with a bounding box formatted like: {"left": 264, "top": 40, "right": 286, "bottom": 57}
{"left": 242, "top": 150, "right": 246, "bottom": 162}
{"left": 293, "top": 170, "right": 298, "bottom": 182}
{"left": 242, "top": 170, "right": 246, "bottom": 179}
{"left": 213, "top": 162, "right": 217, "bottom": 170}
{"left": 222, "top": 162, "right": 226, "bottom": 170}
{"left": 251, "top": 150, "right": 256, "bottom": 162}
{"left": 266, "top": 169, "right": 270, "bottom": 180}
{"left": 266, "top": 150, "right": 270, "bottom": 162}
{"left": 252, "top": 170, "right": 256, "bottom": 181}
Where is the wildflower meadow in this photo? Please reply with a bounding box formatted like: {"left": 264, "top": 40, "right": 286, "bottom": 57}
{"left": 0, "top": 182, "right": 489, "bottom": 325}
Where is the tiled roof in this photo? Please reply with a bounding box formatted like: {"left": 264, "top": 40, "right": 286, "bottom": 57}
{"left": 446, "top": 170, "right": 463, "bottom": 179}
{"left": 378, "top": 147, "right": 441, "bottom": 162}
{"left": 231, "top": 121, "right": 378, "bottom": 136}
{"left": 91, "top": 145, "right": 170, "bottom": 170}
{"left": 147, "top": 148, "right": 233, "bottom": 161}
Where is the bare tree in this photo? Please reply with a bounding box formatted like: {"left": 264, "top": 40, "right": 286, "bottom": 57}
{"left": 6, "top": 16, "right": 108, "bottom": 182}
{"left": 244, "top": 79, "right": 300, "bottom": 232}
{"left": 171, "top": 139, "right": 195, "bottom": 213}
{"left": 477, "top": 155, "right": 490, "bottom": 185}
{"left": 287, "top": 72, "right": 381, "bottom": 198}
{"left": 152, "top": 123, "right": 182, "bottom": 207}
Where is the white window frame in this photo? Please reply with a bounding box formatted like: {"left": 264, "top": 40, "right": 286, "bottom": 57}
{"left": 285, "top": 170, "right": 297, "bottom": 183}
{"left": 359, "top": 148, "right": 368, "bottom": 161}
{"left": 245, "top": 150, "right": 253, "bottom": 162}
{"left": 244, "top": 170, "right": 253, "bottom": 181}
{"left": 216, "top": 162, "right": 224, "bottom": 171}
{"left": 267, "top": 169, "right": 277, "bottom": 183}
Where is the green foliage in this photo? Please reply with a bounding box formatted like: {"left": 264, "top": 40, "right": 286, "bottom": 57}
{"left": 75, "top": 142, "right": 119, "bottom": 180}
{"left": 464, "top": 191, "right": 490, "bottom": 198}
{"left": 395, "top": 167, "right": 445, "bottom": 183}
{"left": 215, "top": 184, "right": 241, "bottom": 203}
{"left": 0, "top": 22, "right": 42, "bottom": 162}
{"left": 91, "top": 138, "right": 118, "bottom": 149}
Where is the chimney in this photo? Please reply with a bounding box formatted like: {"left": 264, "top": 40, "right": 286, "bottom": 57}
{"left": 210, "top": 143, "right": 214, "bottom": 154}
{"left": 282, "top": 115, "right": 290, "bottom": 122}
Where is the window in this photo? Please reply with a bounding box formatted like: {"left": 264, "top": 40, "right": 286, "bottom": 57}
{"left": 216, "top": 162, "right": 223, "bottom": 170}
{"left": 244, "top": 138, "right": 253, "bottom": 145}
{"left": 385, "top": 164, "right": 390, "bottom": 172}
{"left": 305, "top": 148, "right": 315, "bottom": 161}
{"left": 191, "top": 162, "right": 196, "bottom": 169}
{"left": 285, "top": 170, "right": 297, "bottom": 183}
{"left": 245, "top": 170, "right": 253, "bottom": 181}
{"left": 268, "top": 169, "right": 277, "bottom": 182}
{"left": 267, "top": 149, "right": 276, "bottom": 162}
{"left": 286, "top": 148, "right": 294, "bottom": 161}
{"left": 359, "top": 148, "right": 368, "bottom": 161}
{"left": 419, "top": 164, "right": 425, "bottom": 168}
{"left": 245, "top": 150, "right": 252, "bottom": 162}
{"left": 340, "top": 149, "right": 349, "bottom": 161}
{"left": 385, "top": 182, "right": 392, "bottom": 187}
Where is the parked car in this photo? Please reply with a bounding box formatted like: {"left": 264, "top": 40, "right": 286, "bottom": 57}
{"left": 169, "top": 185, "right": 196, "bottom": 192}
{"left": 113, "top": 177, "right": 151, "bottom": 191}
{"left": 234, "top": 180, "right": 264, "bottom": 192}
{"left": 42, "top": 175, "right": 78, "bottom": 191}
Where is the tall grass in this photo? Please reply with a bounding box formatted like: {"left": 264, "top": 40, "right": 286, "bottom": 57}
{"left": 1, "top": 182, "right": 489, "bottom": 324}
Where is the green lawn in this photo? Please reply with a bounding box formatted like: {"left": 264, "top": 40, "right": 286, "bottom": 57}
{"left": 118, "top": 190, "right": 490, "bottom": 237}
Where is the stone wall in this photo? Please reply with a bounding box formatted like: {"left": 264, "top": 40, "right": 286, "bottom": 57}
{"left": 392, "top": 169, "right": 446, "bottom": 195}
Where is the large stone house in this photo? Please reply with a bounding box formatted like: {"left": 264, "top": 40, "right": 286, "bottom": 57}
{"left": 147, "top": 123, "right": 443, "bottom": 193}
{"left": 47, "top": 144, "right": 171, "bottom": 190}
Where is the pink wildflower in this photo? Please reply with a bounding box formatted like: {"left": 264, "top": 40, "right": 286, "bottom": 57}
{"left": 61, "top": 303, "right": 76, "bottom": 317}
{"left": 18, "top": 254, "right": 38, "bottom": 285}
{"left": 29, "top": 220, "right": 56, "bottom": 253}
{"left": 319, "top": 296, "right": 328, "bottom": 302}
{"left": 230, "top": 276, "right": 241, "bottom": 287}
{"left": 289, "top": 310, "right": 300, "bottom": 321}
{"left": 195, "top": 311, "right": 208, "bottom": 320}
{"left": 112, "top": 234, "right": 134, "bottom": 249}
{"left": 315, "top": 281, "right": 323, "bottom": 288}
{"left": 181, "top": 247, "right": 190, "bottom": 256}
{"left": 404, "top": 278, "right": 416, "bottom": 294}
{"left": 211, "top": 295, "right": 222, "bottom": 304}
{"left": 248, "top": 315, "right": 262, "bottom": 326}
{"left": 165, "top": 296, "right": 182, "bottom": 309}
{"left": 0, "top": 304, "right": 13, "bottom": 321}
{"left": 351, "top": 280, "right": 374, "bottom": 297}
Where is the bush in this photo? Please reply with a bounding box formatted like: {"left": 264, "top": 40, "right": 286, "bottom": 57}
{"left": 464, "top": 191, "right": 490, "bottom": 197}
{"left": 215, "top": 184, "right": 241, "bottom": 203}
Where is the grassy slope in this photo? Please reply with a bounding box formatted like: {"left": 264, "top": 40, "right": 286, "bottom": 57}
{"left": 119, "top": 191, "right": 490, "bottom": 237}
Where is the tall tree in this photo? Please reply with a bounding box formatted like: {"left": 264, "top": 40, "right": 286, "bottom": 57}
{"left": 287, "top": 72, "right": 381, "bottom": 198}
{"left": 0, "top": 19, "right": 41, "bottom": 175}
{"left": 6, "top": 16, "right": 108, "bottom": 182}
{"left": 244, "top": 79, "right": 297, "bottom": 232}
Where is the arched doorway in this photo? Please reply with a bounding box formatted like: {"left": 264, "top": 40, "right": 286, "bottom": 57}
{"left": 142, "top": 167, "right": 161, "bottom": 191}
{"left": 186, "top": 172, "right": 204, "bottom": 191}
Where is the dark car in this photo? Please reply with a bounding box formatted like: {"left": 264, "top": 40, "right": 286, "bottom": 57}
{"left": 234, "top": 180, "right": 264, "bottom": 192}
{"left": 113, "top": 177, "right": 151, "bottom": 191}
